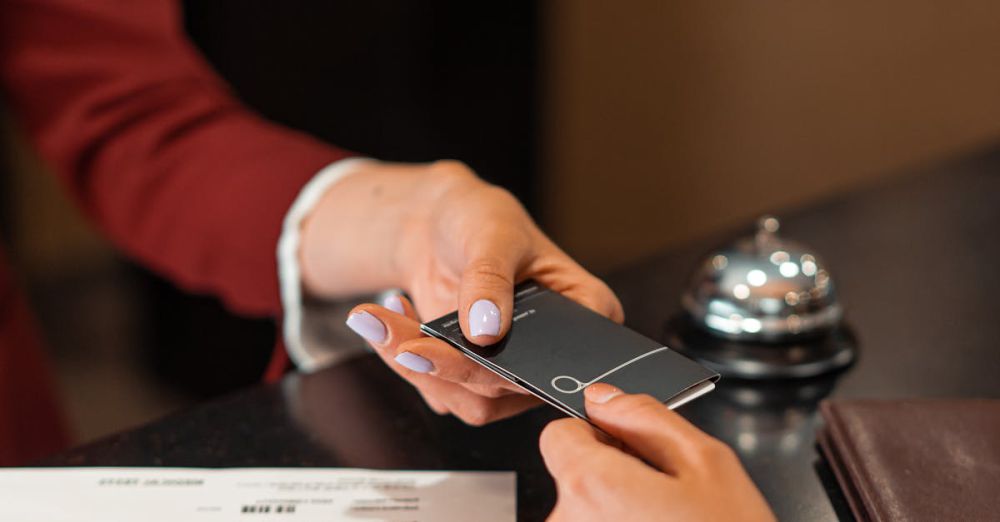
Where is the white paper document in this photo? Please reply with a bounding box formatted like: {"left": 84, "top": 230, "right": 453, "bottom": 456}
{"left": 0, "top": 467, "right": 516, "bottom": 521}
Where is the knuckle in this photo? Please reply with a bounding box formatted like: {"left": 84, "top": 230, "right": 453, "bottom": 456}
{"left": 480, "top": 187, "right": 528, "bottom": 218}
{"left": 578, "top": 277, "right": 624, "bottom": 322}
{"left": 482, "top": 386, "right": 510, "bottom": 399}
{"left": 464, "top": 258, "right": 515, "bottom": 288}
{"left": 423, "top": 397, "right": 448, "bottom": 415}
{"left": 539, "top": 419, "right": 573, "bottom": 451}
{"left": 461, "top": 413, "right": 489, "bottom": 427}
{"left": 450, "top": 362, "right": 477, "bottom": 385}
{"left": 481, "top": 184, "right": 519, "bottom": 205}
{"left": 467, "top": 383, "right": 508, "bottom": 399}
{"left": 559, "top": 466, "right": 598, "bottom": 498}
{"left": 696, "top": 437, "right": 738, "bottom": 467}
{"left": 456, "top": 402, "right": 493, "bottom": 427}
{"left": 430, "top": 160, "right": 476, "bottom": 183}
{"left": 415, "top": 388, "right": 448, "bottom": 415}
{"left": 612, "top": 302, "right": 626, "bottom": 323}
{"left": 431, "top": 159, "right": 471, "bottom": 173}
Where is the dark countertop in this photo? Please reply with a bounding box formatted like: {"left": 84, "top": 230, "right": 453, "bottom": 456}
{"left": 43, "top": 148, "right": 1000, "bottom": 521}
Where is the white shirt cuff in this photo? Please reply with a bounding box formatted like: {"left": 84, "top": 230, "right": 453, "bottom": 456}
{"left": 277, "top": 157, "right": 373, "bottom": 372}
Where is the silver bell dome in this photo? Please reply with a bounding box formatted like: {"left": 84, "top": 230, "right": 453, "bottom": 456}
{"left": 682, "top": 216, "right": 842, "bottom": 342}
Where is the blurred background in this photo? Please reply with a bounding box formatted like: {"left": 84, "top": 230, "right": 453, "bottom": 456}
{"left": 2, "top": 1, "right": 1000, "bottom": 445}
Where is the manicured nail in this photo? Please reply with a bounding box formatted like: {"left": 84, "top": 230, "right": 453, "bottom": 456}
{"left": 394, "top": 352, "right": 434, "bottom": 373}
{"left": 469, "top": 299, "right": 501, "bottom": 337}
{"left": 383, "top": 293, "right": 405, "bottom": 314}
{"left": 345, "top": 311, "right": 386, "bottom": 343}
{"left": 585, "top": 383, "right": 624, "bottom": 404}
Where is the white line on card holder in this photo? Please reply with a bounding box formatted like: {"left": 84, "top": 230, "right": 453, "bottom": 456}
{"left": 550, "top": 346, "right": 672, "bottom": 394}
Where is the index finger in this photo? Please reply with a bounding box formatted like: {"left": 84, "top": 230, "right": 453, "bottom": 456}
{"left": 539, "top": 418, "right": 660, "bottom": 489}
{"left": 346, "top": 300, "right": 522, "bottom": 392}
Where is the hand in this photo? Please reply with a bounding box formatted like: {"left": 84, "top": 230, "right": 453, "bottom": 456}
{"left": 342, "top": 294, "right": 541, "bottom": 425}
{"left": 540, "top": 384, "right": 775, "bottom": 522}
{"left": 299, "top": 160, "right": 623, "bottom": 424}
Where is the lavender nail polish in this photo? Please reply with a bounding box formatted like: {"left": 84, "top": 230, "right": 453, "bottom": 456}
{"left": 346, "top": 311, "right": 386, "bottom": 343}
{"left": 469, "top": 299, "right": 501, "bottom": 337}
{"left": 383, "top": 294, "right": 406, "bottom": 314}
{"left": 395, "top": 352, "right": 434, "bottom": 373}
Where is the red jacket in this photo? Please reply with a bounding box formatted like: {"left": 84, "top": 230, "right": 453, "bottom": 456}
{"left": 0, "top": 0, "right": 350, "bottom": 464}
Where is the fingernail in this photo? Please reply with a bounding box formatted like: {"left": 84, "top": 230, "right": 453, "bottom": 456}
{"left": 383, "top": 293, "right": 405, "bottom": 314}
{"left": 394, "top": 352, "right": 434, "bottom": 373}
{"left": 345, "top": 311, "right": 386, "bottom": 344}
{"left": 585, "top": 383, "right": 624, "bottom": 404}
{"left": 469, "top": 299, "right": 501, "bottom": 337}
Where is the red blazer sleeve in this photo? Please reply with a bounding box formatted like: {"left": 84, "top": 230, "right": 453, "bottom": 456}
{"left": 0, "top": 0, "right": 351, "bottom": 317}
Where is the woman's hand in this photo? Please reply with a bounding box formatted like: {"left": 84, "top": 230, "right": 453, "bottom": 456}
{"left": 298, "top": 160, "right": 623, "bottom": 424}
{"left": 540, "top": 384, "right": 776, "bottom": 522}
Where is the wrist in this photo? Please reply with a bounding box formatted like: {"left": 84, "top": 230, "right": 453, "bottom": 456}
{"left": 298, "top": 170, "right": 399, "bottom": 298}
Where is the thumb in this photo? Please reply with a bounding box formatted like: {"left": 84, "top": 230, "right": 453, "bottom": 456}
{"left": 583, "top": 384, "right": 723, "bottom": 476}
{"left": 458, "top": 226, "right": 528, "bottom": 346}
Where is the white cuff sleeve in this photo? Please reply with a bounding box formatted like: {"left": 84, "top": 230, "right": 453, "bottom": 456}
{"left": 277, "top": 157, "right": 373, "bottom": 372}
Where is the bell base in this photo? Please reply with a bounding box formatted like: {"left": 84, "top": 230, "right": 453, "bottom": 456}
{"left": 664, "top": 314, "right": 857, "bottom": 380}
